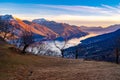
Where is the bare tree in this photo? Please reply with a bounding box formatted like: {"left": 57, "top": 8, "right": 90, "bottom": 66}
{"left": 75, "top": 49, "right": 79, "bottom": 59}
{"left": 115, "top": 36, "right": 120, "bottom": 64}
{"left": 115, "top": 48, "right": 119, "bottom": 64}
{"left": 37, "top": 42, "right": 46, "bottom": 55}
{"left": 53, "top": 34, "right": 68, "bottom": 58}
{"left": 20, "top": 27, "right": 34, "bottom": 54}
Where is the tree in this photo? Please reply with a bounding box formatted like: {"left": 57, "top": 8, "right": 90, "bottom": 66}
{"left": 75, "top": 49, "right": 79, "bottom": 59}
{"left": 20, "top": 27, "right": 34, "bottom": 54}
{"left": 115, "top": 48, "right": 119, "bottom": 64}
{"left": 114, "top": 36, "right": 120, "bottom": 64}
{"left": 37, "top": 42, "right": 46, "bottom": 55}
{"left": 53, "top": 34, "right": 68, "bottom": 58}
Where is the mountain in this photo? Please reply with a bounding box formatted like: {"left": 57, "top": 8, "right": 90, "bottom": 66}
{"left": 106, "top": 24, "right": 120, "bottom": 32}
{"left": 80, "top": 26, "right": 104, "bottom": 34}
{"left": 0, "top": 15, "right": 58, "bottom": 40}
{"left": 0, "top": 15, "right": 14, "bottom": 21}
{"left": 0, "top": 15, "right": 88, "bottom": 41}
{"left": 23, "top": 20, "right": 58, "bottom": 38}
{"left": 32, "top": 19, "right": 88, "bottom": 39}
{"left": 80, "top": 25, "right": 120, "bottom": 34}
{"left": 65, "top": 29, "right": 120, "bottom": 62}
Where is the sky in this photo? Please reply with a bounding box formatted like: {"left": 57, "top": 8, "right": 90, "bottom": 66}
{"left": 0, "top": 0, "right": 120, "bottom": 27}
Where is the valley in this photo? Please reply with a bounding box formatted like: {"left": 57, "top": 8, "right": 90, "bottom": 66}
{"left": 1, "top": 0, "right": 120, "bottom": 80}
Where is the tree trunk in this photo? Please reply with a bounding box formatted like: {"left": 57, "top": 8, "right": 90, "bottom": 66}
{"left": 75, "top": 53, "right": 78, "bottom": 59}
{"left": 75, "top": 50, "right": 78, "bottom": 59}
{"left": 22, "top": 45, "right": 29, "bottom": 54}
{"left": 115, "top": 48, "right": 119, "bottom": 64}
{"left": 3, "top": 33, "right": 7, "bottom": 40}
{"left": 61, "top": 50, "right": 64, "bottom": 58}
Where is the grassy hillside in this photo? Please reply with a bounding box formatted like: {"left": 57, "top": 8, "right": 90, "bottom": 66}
{"left": 0, "top": 38, "right": 120, "bottom": 80}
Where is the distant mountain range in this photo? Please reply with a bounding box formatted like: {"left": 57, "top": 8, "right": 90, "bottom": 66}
{"left": 80, "top": 25, "right": 120, "bottom": 34}
{"left": 0, "top": 15, "right": 88, "bottom": 41}
{"left": 32, "top": 19, "right": 88, "bottom": 39}
{"left": 0, "top": 15, "right": 56, "bottom": 39}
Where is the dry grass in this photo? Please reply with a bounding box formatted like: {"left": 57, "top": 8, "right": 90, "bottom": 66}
{"left": 0, "top": 39, "right": 120, "bottom": 80}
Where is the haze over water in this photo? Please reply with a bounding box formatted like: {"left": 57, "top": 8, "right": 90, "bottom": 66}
{"left": 65, "top": 33, "right": 99, "bottom": 48}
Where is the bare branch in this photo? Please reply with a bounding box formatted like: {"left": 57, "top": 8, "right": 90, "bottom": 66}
{"left": 20, "top": 25, "right": 35, "bottom": 54}
{"left": 53, "top": 33, "right": 68, "bottom": 58}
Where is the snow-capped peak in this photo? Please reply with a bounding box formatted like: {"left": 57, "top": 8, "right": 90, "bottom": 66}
{"left": 32, "top": 18, "right": 47, "bottom": 23}
{"left": 0, "top": 14, "right": 14, "bottom": 21}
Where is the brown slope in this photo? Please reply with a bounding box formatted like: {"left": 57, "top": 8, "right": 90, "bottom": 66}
{"left": 15, "top": 18, "right": 45, "bottom": 36}
{"left": 23, "top": 20, "right": 58, "bottom": 38}
{"left": 0, "top": 38, "right": 120, "bottom": 80}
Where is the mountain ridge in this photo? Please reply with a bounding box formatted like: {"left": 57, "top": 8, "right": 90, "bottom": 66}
{"left": 80, "top": 25, "right": 120, "bottom": 34}
{"left": 0, "top": 15, "right": 88, "bottom": 41}
{"left": 32, "top": 18, "right": 88, "bottom": 39}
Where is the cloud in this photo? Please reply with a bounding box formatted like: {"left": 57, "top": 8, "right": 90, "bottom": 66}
{"left": 101, "top": 4, "right": 120, "bottom": 15}
{"left": 38, "top": 4, "right": 120, "bottom": 16}
{"left": 0, "top": 3, "right": 120, "bottom": 27}
{"left": 1, "top": 3, "right": 120, "bottom": 16}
